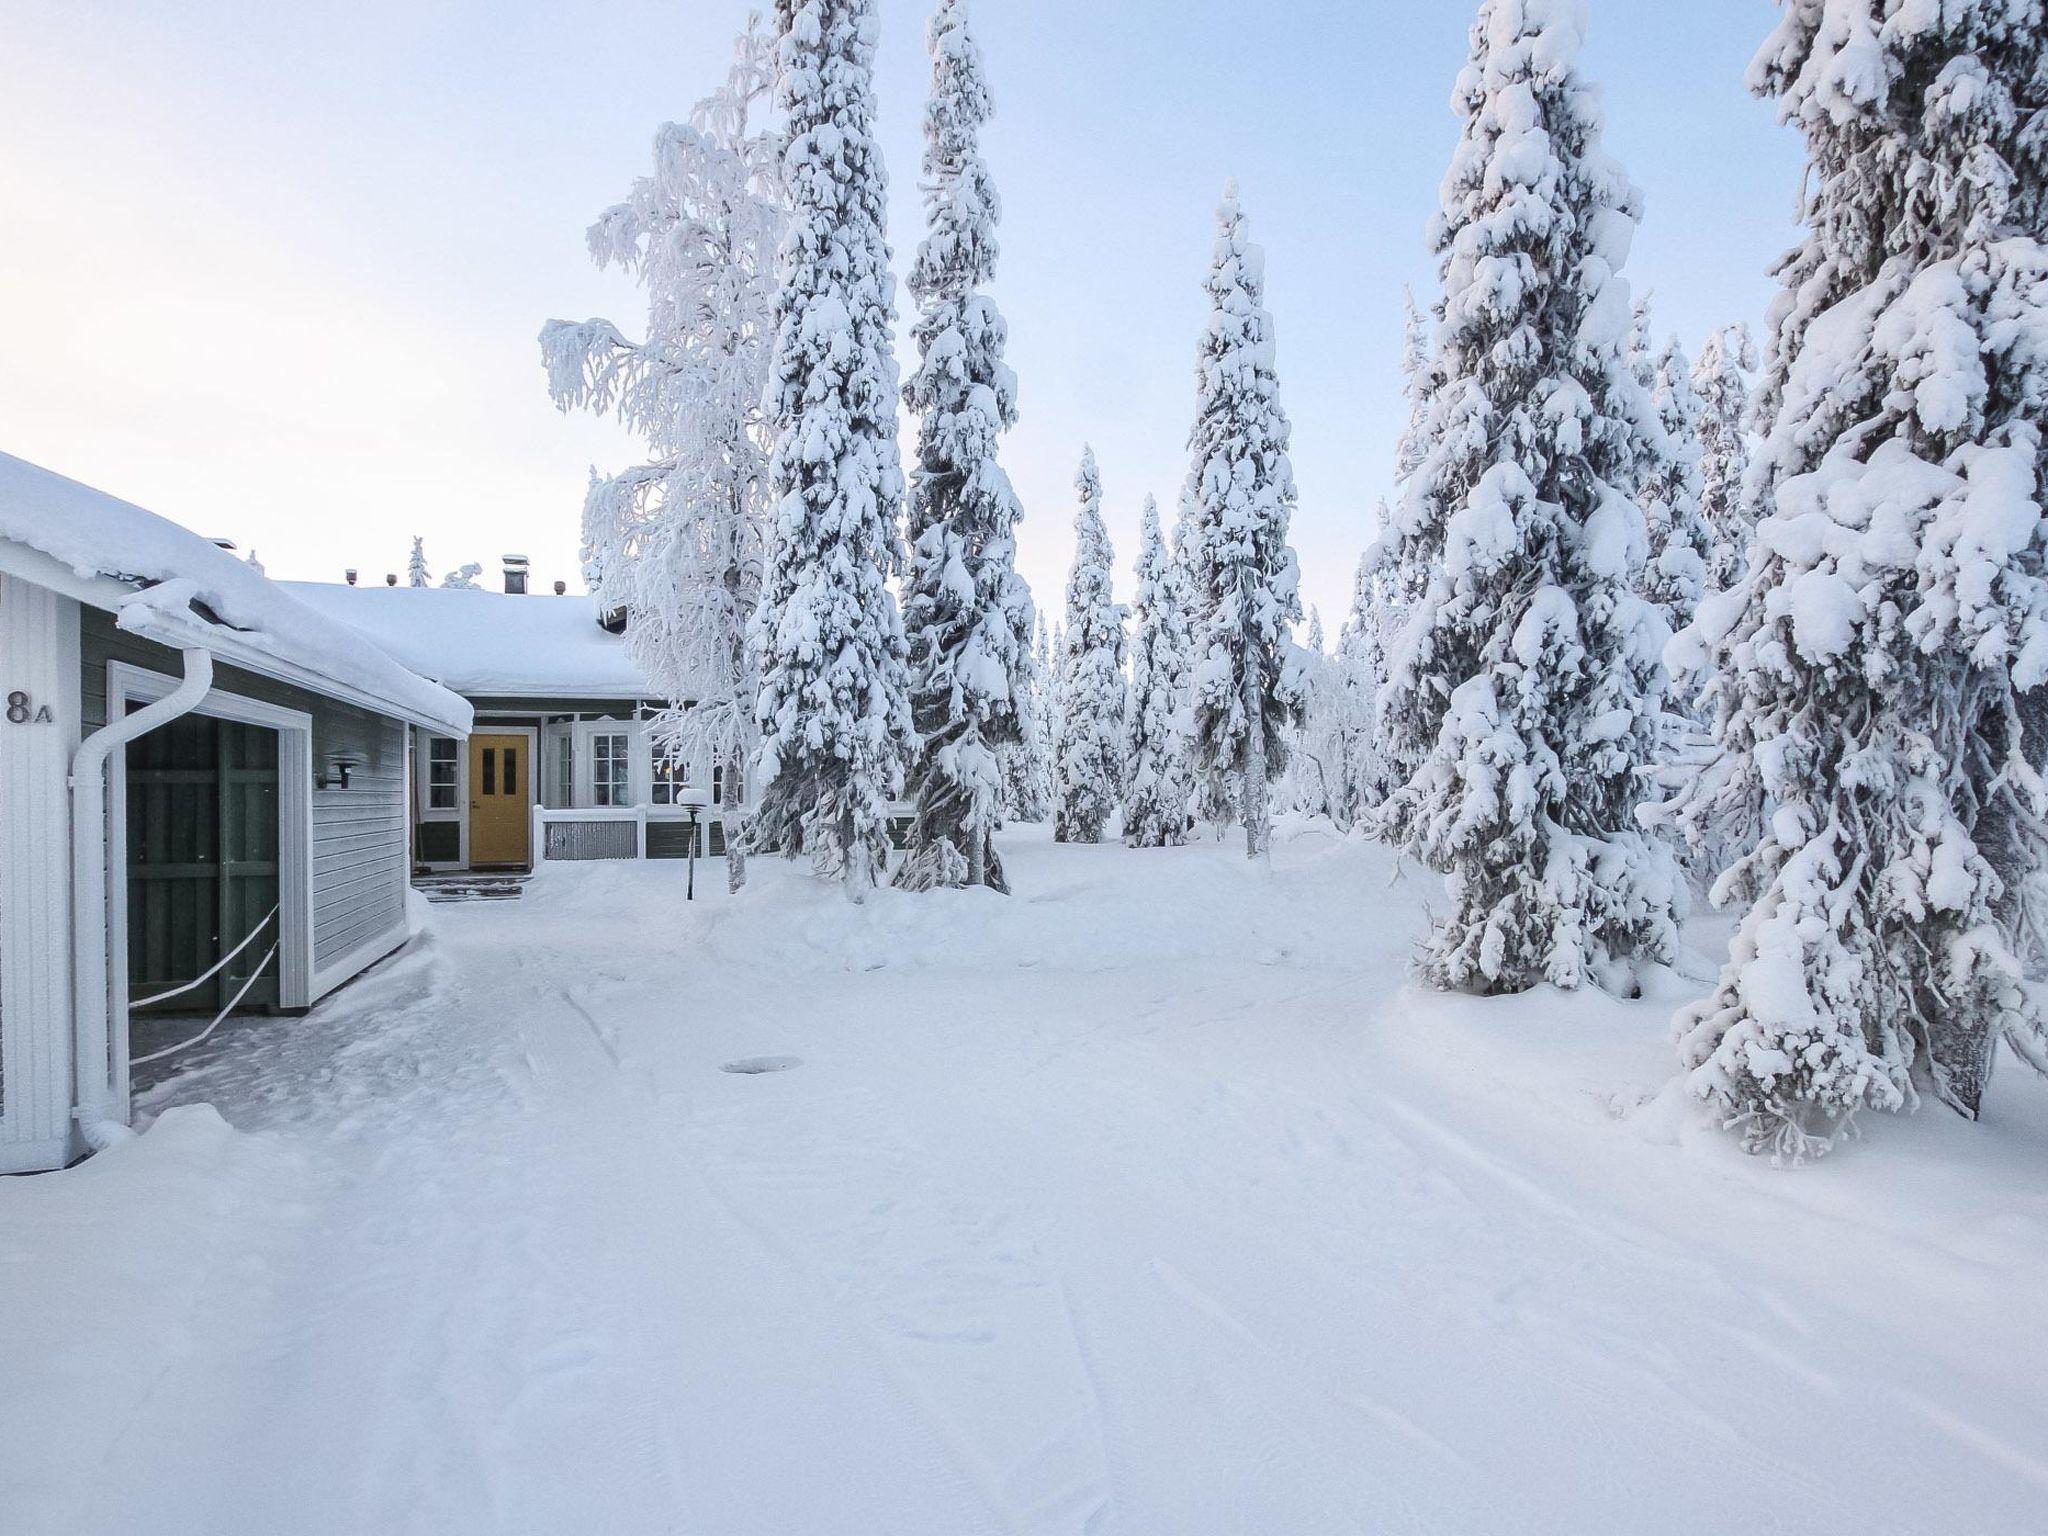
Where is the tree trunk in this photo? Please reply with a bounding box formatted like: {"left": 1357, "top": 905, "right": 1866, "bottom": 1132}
{"left": 721, "top": 758, "right": 747, "bottom": 895}
{"left": 967, "top": 806, "right": 987, "bottom": 890}
{"left": 1242, "top": 665, "right": 1269, "bottom": 861}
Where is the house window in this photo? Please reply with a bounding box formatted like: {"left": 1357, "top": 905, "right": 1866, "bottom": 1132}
{"left": 712, "top": 762, "right": 743, "bottom": 804}
{"left": 426, "top": 737, "right": 458, "bottom": 810}
{"left": 650, "top": 750, "right": 690, "bottom": 805}
{"left": 592, "top": 732, "right": 630, "bottom": 807}
{"left": 555, "top": 732, "right": 572, "bottom": 809}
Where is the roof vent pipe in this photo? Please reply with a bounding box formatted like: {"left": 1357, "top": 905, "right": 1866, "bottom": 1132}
{"left": 344, "top": 568, "right": 358, "bottom": 586}
{"left": 553, "top": 580, "right": 567, "bottom": 596}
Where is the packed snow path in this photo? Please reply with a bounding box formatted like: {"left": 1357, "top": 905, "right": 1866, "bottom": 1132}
{"left": 6, "top": 828, "right": 2048, "bottom": 1534}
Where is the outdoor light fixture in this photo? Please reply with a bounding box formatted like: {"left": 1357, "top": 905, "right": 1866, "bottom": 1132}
{"left": 316, "top": 756, "right": 358, "bottom": 790}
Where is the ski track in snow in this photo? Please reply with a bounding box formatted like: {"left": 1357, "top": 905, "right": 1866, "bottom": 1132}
{"left": 5, "top": 824, "right": 2048, "bottom": 1535}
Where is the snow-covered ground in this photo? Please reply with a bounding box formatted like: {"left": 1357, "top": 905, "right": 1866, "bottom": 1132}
{"left": 5, "top": 824, "right": 2047, "bottom": 1535}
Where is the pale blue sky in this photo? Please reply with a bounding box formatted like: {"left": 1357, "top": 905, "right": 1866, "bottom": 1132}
{"left": 1, "top": 1, "right": 1802, "bottom": 627}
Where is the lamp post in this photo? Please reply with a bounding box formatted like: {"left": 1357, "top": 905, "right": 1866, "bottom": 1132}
{"left": 684, "top": 803, "right": 700, "bottom": 901}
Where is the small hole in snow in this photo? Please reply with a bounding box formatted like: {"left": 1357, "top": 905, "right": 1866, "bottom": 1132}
{"left": 721, "top": 1056, "right": 802, "bottom": 1075}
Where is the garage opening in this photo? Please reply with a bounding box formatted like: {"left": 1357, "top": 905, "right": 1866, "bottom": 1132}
{"left": 125, "top": 713, "right": 282, "bottom": 1048}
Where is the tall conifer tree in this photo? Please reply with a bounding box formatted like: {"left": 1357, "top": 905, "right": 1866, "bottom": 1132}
{"left": 1054, "top": 448, "right": 1126, "bottom": 843}
{"left": 1379, "top": 0, "right": 1676, "bottom": 994}
{"left": 1672, "top": 0, "right": 2048, "bottom": 1156}
{"left": 750, "top": 0, "right": 915, "bottom": 896}
{"left": 893, "top": 0, "right": 1035, "bottom": 893}
{"left": 1184, "top": 183, "right": 1304, "bottom": 861}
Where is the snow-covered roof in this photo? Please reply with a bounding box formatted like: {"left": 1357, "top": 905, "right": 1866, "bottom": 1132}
{"left": 0, "top": 452, "right": 471, "bottom": 737}
{"left": 280, "top": 582, "right": 651, "bottom": 700}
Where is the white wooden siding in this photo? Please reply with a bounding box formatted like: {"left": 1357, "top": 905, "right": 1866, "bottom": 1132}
{"left": 1, "top": 574, "right": 80, "bottom": 1171}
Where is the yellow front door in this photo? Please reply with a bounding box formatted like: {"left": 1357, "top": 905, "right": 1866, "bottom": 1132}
{"left": 468, "top": 734, "right": 531, "bottom": 866}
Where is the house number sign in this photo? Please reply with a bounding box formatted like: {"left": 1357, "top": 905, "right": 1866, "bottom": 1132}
{"left": 6, "top": 690, "right": 55, "bottom": 725}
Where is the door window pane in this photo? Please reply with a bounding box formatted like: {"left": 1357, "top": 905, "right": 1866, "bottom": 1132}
{"left": 483, "top": 748, "right": 497, "bottom": 796}
{"left": 503, "top": 747, "right": 519, "bottom": 798}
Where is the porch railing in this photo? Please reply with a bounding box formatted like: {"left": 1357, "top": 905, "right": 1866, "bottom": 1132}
{"left": 531, "top": 803, "right": 724, "bottom": 863}
{"left": 529, "top": 800, "right": 913, "bottom": 864}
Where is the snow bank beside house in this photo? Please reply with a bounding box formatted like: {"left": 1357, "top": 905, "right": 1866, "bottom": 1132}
{"left": 0, "top": 452, "right": 468, "bottom": 732}
{"left": 0, "top": 1107, "right": 308, "bottom": 1534}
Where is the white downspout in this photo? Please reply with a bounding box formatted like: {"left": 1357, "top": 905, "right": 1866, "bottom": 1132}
{"left": 68, "top": 645, "right": 213, "bottom": 1149}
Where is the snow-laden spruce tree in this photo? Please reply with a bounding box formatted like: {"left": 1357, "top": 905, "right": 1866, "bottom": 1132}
{"left": 1669, "top": 2, "right": 2048, "bottom": 1158}
{"left": 892, "top": 0, "right": 1035, "bottom": 893}
{"left": 1002, "top": 614, "right": 1055, "bottom": 822}
{"left": 1692, "top": 322, "right": 1759, "bottom": 593}
{"left": 407, "top": 537, "right": 431, "bottom": 588}
{"left": 1123, "top": 495, "right": 1194, "bottom": 846}
{"left": 1170, "top": 491, "right": 1229, "bottom": 833}
{"left": 748, "top": 0, "right": 916, "bottom": 896}
{"left": 1054, "top": 447, "right": 1126, "bottom": 843}
{"left": 1279, "top": 607, "right": 1342, "bottom": 820}
{"left": 1395, "top": 287, "right": 1435, "bottom": 483}
{"left": 1637, "top": 334, "right": 1710, "bottom": 639}
{"left": 542, "top": 17, "right": 782, "bottom": 893}
{"left": 1183, "top": 183, "right": 1305, "bottom": 861}
{"left": 1334, "top": 525, "right": 1399, "bottom": 824}
{"left": 1378, "top": 0, "right": 1677, "bottom": 995}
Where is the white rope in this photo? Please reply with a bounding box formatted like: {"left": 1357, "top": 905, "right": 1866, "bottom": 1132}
{"left": 130, "top": 943, "right": 280, "bottom": 1066}
{"left": 130, "top": 906, "right": 278, "bottom": 1009}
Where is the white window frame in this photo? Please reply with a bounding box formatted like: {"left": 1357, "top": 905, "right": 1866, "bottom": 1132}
{"left": 574, "top": 718, "right": 640, "bottom": 808}
{"left": 541, "top": 719, "right": 574, "bottom": 810}
{"left": 648, "top": 737, "right": 694, "bottom": 805}
{"left": 107, "top": 660, "right": 316, "bottom": 1105}
{"left": 412, "top": 727, "right": 468, "bottom": 870}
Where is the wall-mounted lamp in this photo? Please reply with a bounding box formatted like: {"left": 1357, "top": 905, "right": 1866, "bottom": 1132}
{"left": 316, "top": 756, "right": 359, "bottom": 790}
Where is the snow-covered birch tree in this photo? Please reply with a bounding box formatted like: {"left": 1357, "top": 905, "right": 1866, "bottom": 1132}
{"left": 748, "top": 0, "right": 915, "bottom": 897}
{"left": 1183, "top": 182, "right": 1304, "bottom": 861}
{"left": 1377, "top": 0, "right": 1677, "bottom": 996}
{"left": 892, "top": 0, "right": 1035, "bottom": 893}
{"left": 1692, "top": 322, "right": 1759, "bottom": 593}
{"left": 1669, "top": 1, "right": 2048, "bottom": 1159}
{"left": 541, "top": 18, "right": 783, "bottom": 893}
{"left": 1054, "top": 447, "right": 1125, "bottom": 843}
{"left": 1123, "top": 494, "right": 1194, "bottom": 847}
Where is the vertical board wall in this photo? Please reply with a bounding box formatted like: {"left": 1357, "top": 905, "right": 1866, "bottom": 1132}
{"left": 0, "top": 573, "right": 80, "bottom": 1172}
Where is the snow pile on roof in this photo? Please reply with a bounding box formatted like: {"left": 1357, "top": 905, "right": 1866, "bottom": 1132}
{"left": 281, "top": 582, "right": 651, "bottom": 698}
{"left": 0, "top": 453, "right": 469, "bottom": 733}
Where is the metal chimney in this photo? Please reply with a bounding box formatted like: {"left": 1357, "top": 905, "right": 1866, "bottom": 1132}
{"left": 344, "top": 568, "right": 358, "bottom": 586}
{"left": 502, "top": 554, "right": 530, "bottom": 596}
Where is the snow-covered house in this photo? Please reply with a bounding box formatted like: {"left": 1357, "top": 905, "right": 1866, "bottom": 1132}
{"left": 285, "top": 569, "right": 730, "bottom": 872}
{"left": 0, "top": 454, "right": 472, "bottom": 1173}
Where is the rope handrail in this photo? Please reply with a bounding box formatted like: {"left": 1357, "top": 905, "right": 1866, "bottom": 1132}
{"left": 129, "top": 905, "right": 278, "bottom": 1010}
{"left": 131, "top": 942, "right": 281, "bottom": 1067}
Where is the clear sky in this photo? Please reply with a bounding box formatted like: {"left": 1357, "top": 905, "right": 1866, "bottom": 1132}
{"left": 1, "top": 0, "right": 1803, "bottom": 630}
